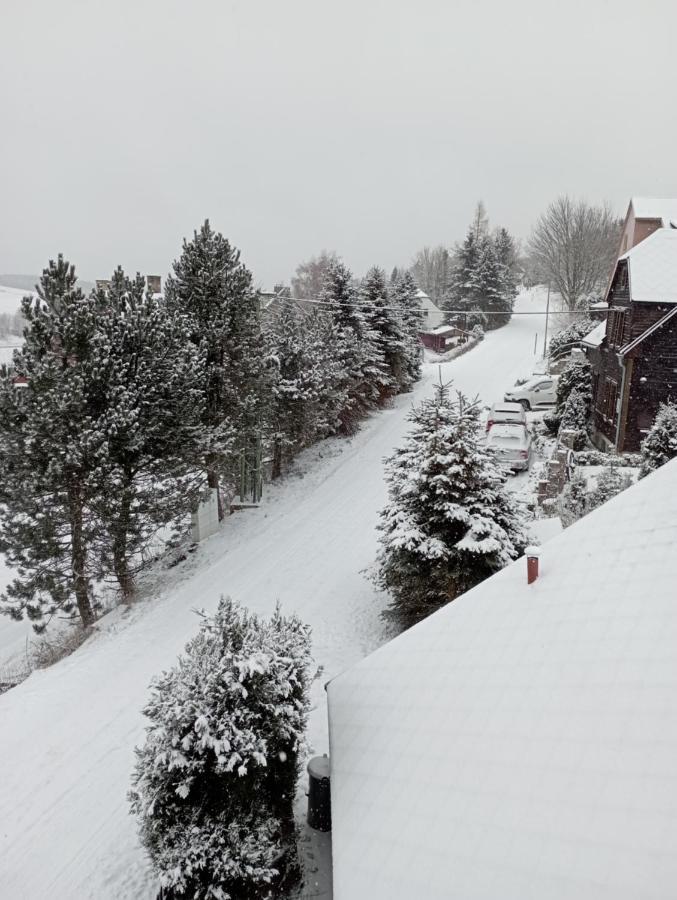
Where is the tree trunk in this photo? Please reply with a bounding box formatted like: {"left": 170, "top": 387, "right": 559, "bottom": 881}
{"left": 68, "top": 481, "right": 94, "bottom": 627}
{"left": 272, "top": 435, "right": 282, "bottom": 480}
{"left": 113, "top": 481, "right": 135, "bottom": 602}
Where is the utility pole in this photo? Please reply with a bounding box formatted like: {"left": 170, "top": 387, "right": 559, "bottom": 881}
{"left": 543, "top": 283, "right": 551, "bottom": 358}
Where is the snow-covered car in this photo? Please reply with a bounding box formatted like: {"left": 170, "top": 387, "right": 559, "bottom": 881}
{"left": 486, "top": 402, "right": 527, "bottom": 432}
{"left": 503, "top": 375, "right": 557, "bottom": 410}
{"left": 486, "top": 423, "right": 532, "bottom": 471}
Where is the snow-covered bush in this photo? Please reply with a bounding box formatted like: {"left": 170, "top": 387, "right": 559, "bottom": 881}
{"left": 639, "top": 402, "right": 677, "bottom": 478}
{"left": 589, "top": 466, "right": 632, "bottom": 509}
{"left": 547, "top": 317, "right": 595, "bottom": 359}
{"left": 543, "top": 358, "right": 592, "bottom": 436}
{"left": 557, "top": 472, "right": 590, "bottom": 527}
{"left": 558, "top": 466, "right": 632, "bottom": 528}
{"left": 129, "top": 598, "right": 313, "bottom": 900}
{"left": 375, "top": 383, "right": 529, "bottom": 629}
{"left": 471, "top": 323, "right": 485, "bottom": 341}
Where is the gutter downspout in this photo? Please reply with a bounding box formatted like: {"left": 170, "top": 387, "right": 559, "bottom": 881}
{"left": 615, "top": 354, "right": 633, "bottom": 452}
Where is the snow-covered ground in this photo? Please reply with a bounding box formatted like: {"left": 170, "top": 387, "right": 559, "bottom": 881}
{"left": 0, "top": 284, "right": 28, "bottom": 314}
{"left": 0, "top": 287, "right": 552, "bottom": 899}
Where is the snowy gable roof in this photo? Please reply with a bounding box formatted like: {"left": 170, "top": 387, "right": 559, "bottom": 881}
{"left": 631, "top": 196, "right": 677, "bottom": 225}
{"left": 619, "top": 227, "right": 677, "bottom": 303}
{"left": 580, "top": 319, "right": 607, "bottom": 348}
{"left": 328, "top": 458, "right": 677, "bottom": 900}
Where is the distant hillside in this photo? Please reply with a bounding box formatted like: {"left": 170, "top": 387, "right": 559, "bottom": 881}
{"left": 0, "top": 274, "right": 95, "bottom": 293}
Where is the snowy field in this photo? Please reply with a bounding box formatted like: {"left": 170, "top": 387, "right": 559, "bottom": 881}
{"left": 0, "top": 287, "right": 554, "bottom": 899}
{"left": 0, "top": 284, "right": 26, "bottom": 365}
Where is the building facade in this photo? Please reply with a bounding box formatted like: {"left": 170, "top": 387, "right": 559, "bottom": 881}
{"left": 589, "top": 228, "right": 677, "bottom": 452}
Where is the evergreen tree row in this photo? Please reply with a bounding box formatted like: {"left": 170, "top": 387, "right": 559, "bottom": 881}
{"left": 263, "top": 261, "right": 423, "bottom": 472}
{"left": 0, "top": 226, "right": 424, "bottom": 631}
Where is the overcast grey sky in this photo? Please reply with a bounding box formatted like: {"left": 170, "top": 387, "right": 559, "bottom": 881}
{"left": 2, "top": 0, "right": 676, "bottom": 288}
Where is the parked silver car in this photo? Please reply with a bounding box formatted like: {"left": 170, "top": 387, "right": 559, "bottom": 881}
{"left": 504, "top": 375, "right": 557, "bottom": 410}
{"left": 486, "top": 423, "right": 532, "bottom": 472}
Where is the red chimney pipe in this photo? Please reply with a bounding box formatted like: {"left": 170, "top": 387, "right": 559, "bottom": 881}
{"left": 526, "top": 546, "right": 540, "bottom": 584}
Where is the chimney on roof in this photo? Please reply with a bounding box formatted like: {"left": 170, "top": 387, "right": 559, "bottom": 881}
{"left": 146, "top": 274, "right": 161, "bottom": 294}
{"left": 526, "top": 546, "right": 540, "bottom": 584}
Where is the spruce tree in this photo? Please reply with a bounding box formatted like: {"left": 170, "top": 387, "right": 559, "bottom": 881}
{"left": 88, "top": 268, "right": 207, "bottom": 599}
{"left": 0, "top": 257, "right": 103, "bottom": 629}
{"left": 639, "top": 401, "right": 677, "bottom": 477}
{"left": 129, "top": 597, "right": 313, "bottom": 900}
{"left": 165, "top": 221, "right": 265, "bottom": 517}
{"left": 390, "top": 270, "right": 423, "bottom": 385}
{"left": 376, "top": 382, "right": 528, "bottom": 628}
{"left": 319, "top": 259, "right": 386, "bottom": 431}
{"left": 360, "top": 266, "right": 407, "bottom": 396}
{"left": 443, "top": 227, "right": 487, "bottom": 331}
{"left": 263, "top": 301, "right": 334, "bottom": 478}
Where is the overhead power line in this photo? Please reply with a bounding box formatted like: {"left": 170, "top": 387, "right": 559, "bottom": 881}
{"left": 275, "top": 294, "right": 596, "bottom": 317}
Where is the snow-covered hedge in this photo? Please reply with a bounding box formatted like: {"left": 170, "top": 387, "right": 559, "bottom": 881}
{"left": 574, "top": 450, "right": 642, "bottom": 467}
{"left": 129, "top": 598, "right": 313, "bottom": 900}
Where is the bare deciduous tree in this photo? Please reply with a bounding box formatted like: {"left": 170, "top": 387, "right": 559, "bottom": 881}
{"left": 291, "top": 250, "right": 338, "bottom": 299}
{"left": 527, "top": 196, "right": 621, "bottom": 310}
{"left": 410, "top": 245, "right": 451, "bottom": 304}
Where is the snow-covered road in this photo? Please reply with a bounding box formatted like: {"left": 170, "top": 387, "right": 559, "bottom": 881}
{"left": 0, "top": 288, "right": 547, "bottom": 899}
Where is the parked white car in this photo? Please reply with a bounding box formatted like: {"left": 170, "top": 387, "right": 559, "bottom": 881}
{"left": 486, "top": 423, "right": 532, "bottom": 472}
{"left": 486, "top": 402, "right": 527, "bottom": 432}
{"left": 504, "top": 375, "right": 557, "bottom": 410}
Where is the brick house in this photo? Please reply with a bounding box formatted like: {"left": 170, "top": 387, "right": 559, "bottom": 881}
{"left": 616, "top": 196, "right": 677, "bottom": 257}
{"left": 588, "top": 227, "right": 677, "bottom": 452}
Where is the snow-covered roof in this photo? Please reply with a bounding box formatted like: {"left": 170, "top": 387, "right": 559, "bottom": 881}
{"left": 631, "top": 196, "right": 677, "bottom": 226}
{"left": 580, "top": 319, "right": 607, "bottom": 348}
{"left": 328, "top": 458, "right": 677, "bottom": 900}
{"left": 429, "top": 324, "right": 457, "bottom": 335}
{"left": 618, "top": 227, "right": 677, "bottom": 303}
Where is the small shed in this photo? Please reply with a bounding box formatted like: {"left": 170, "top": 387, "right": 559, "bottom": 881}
{"left": 418, "top": 324, "right": 463, "bottom": 353}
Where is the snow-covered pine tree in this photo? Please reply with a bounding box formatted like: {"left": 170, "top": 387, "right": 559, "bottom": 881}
{"left": 165, "top": 221, "right": 266, "bottom": 517}
{"left": 129, "top": 597, "right": 313, "bottom": 900}
{"left": 375, "top": 382, "right": 529, "bottom": 628}
{"left": 306, "top": 308, "right": 350, "bottom": 437}
{"left": 88, "top": 268, "right": 207, "bottom": 599}
{"left": 390, "top": 270, "right": 423, "bottom": 386}
{"left": 263, "top": 300, "right": 331, "bottom": 478}
{"left": 319, "top": 259, "right": 385, "bottom": 431}
{"left": 443, "top": 226, "right": 487, "bottom": 331}
{"left": 639, "top": 401, "right": 677, "bottom": 477}
{"left": 0, "top": 256, "right": 103, "bottom": 629}
{"left": 360, "top": 266, "right": 408, "bottom": 396}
